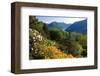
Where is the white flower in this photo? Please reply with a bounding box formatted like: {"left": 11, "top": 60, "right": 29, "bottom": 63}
{"left": 35, "top": 49, "right": 38, "bottom": 54}
{"left": 31, "top": 48, "right": 33, "bottom": 50}
{"left": 34, "top": 43, "right": 37, "bottom": 45}
{"left": 33, "top": 32, "right": 36, "bottom": 36}
{"left": 33, "top": 39, "right": 36, "bottom": 42}
{"left": 34, "top": 30, "right": 37, "bottom": 33}
{"left": 39, "top": 37, "right": 42, "bottom": 41}
{"left": 37, "top": 35, "right": 41, "bottom": 38}
{"left": 32, "top": 37, "right": 35, "bottom": 40}
{"left": 29, "top": 29, "right": 33, "bottom": 32}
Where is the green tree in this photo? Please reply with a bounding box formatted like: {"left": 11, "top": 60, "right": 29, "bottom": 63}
{"left": 29, "top": 16, "right": 48, "bottom": 37}
{"left": 43, "top": 23, "right": 50, "bottom": 38}
{"left": 64, "top": 32, "right": 75, "bottom": 52}
{"left": 29, "top": 16, "right": 38, "bottom": 29}
{"left": 49, "top": 28, "right": 65, "bottom": 41}
{"left": 63, "top": 32, "right": 83, "bottom": 57}
{"left": 81, "top": 49, "right": 87, "bottom": 57}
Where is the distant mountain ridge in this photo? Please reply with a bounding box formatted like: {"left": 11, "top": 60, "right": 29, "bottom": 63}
{"left": 65, "top": 19, "right": 87, "bottom": 34}
{"left": 48, "top": 22, "right": 71, "bottom": 30}
{"left": 47, "top": 19, "right": 87, "bottom": 34}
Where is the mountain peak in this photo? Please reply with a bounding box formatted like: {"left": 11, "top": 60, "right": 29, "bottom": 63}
{"left": 65, "top": 19, "right": 87, "bottom": 34}
{"left": 48, "top": 22, "right": 71, "bottom": 30}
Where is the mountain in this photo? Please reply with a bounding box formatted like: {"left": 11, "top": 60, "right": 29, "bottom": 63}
{"left": 65, "top": 19, "right": 87, "bottom": 34}
{"left": 48, "top": 22, "right": 71, "bottom": 31}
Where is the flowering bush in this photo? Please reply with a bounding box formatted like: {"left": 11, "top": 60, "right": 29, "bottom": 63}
{"left": 29, "top": 28, "right": 74, "bottom": 59}
{"left": 29, "top": 29, "right": 43, "bottom": 42}
{"left": 45, "top": 46, "right": 73, "bottom": 58}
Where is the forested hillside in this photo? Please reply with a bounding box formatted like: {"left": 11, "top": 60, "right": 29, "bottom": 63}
{"left": 29, "top": 16, "right": 87, "bottom": 60}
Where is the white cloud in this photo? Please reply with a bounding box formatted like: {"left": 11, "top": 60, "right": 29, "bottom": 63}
{"left": 36, "top": 16, "right": 87, "bottom": 24}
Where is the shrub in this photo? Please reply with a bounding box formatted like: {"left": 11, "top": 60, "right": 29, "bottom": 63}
{"left": 81, "top": 49, "right": 87, "bottom": 57}
{"left": 46, "top": 46, "right": 74, "bottom": 58}
{"left": 29, "top": 36, "right": 72, "bottom": 59}
{"left": 49, "top": 28, "right": 65, "bottom": 41}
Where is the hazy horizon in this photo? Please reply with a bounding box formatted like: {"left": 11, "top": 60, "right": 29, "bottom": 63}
{"left": 36, "top": 16, "right": 87, "bottom": 24}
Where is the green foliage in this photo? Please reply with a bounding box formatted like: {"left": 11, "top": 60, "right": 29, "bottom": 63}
{"left": 81, "top": 49, "right": 87, "bottom": 57}
{"left": 29, "top": 16, "right": 48, "bottom": 38}
{"left": 29, "top": 16, "right": 38, "bottom": 29}
{"left": 29, "top": 16, "right": 87, "bottom": 59}
{"left": 72, "top": 43, "right": 83, "bottom": 57}
{"left": 57, "top": 32, "right": 85, "bottom": 57}
{"left": 63, "top": 32, "right": 76, "bottom": 52}
{"left": 49, "top": 28, "right": 65, "bottom": 41}
{"left": 29, "top": 30, "right": 73, "bottom": 59}
{"left": 43, "top": 23, "right": 50, "bottom": 38}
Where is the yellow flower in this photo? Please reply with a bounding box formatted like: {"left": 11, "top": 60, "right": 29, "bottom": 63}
{"left": 45, "top": 46, "right": 74, "bottom": 58}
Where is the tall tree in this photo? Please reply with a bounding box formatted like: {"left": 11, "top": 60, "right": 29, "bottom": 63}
{"left": 43, "top": 23, "right": 50, "bottom": 38}
{"left": 29, "top": 16, "right": 38, "bottom": 29}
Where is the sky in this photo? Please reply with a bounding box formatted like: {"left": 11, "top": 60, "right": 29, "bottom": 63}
{"left": 36, "top": 16, "right": 87, "bottom": 24}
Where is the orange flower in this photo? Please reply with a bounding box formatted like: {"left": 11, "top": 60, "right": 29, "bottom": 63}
{"left": 45, "top": 46, "right": 74, "bottom": 58}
